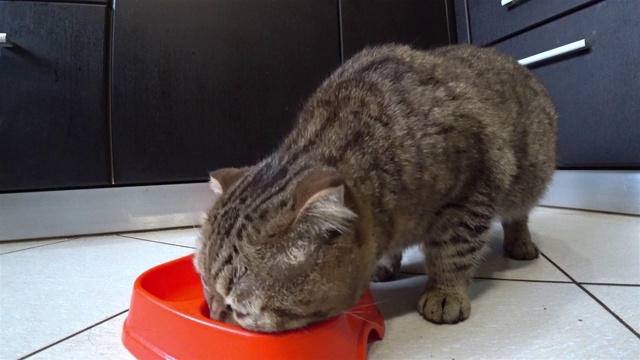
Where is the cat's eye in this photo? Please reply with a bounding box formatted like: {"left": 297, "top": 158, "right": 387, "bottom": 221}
{"left": 226, "top": 304, "right": 247, "bottom": 319}
{"left": 233, "top": 310, "right": 248, "bottom": 319}
{"left": 325, "top": 229, "right": 343, "bottom": 242}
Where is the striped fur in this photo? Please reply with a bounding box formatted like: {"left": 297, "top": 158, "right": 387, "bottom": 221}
{"left": 195, "top": 44, "right": 557, "bottom": 331}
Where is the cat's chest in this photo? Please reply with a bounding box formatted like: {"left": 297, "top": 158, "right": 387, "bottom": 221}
{"left": 386, "top": 210, "right": 434, "bottom": 248}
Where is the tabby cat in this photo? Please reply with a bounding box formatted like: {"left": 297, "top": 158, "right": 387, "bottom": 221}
{"left": 194, "top": 44, "right": 557, "bottom": 332}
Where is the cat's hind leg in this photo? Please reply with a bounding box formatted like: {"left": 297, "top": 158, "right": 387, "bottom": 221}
{"left": 371, "top": 250, "right": 402, "bottom": 282}
{"left": 418, "top": 203, "right": 492, "bottom": 324}
{"left": 502, "top": 215, "right": 539, "bottom": 260}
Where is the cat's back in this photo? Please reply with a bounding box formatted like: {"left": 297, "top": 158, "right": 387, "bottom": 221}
{"left": 300, "top": 43, "right": 554, "bottom": 134}
{"left": 331, "top": 43, "right": 529, "bottom": 85}
{"left": 281, "top": 44, "right": 555, "bottom": 217}
{"left": 289, "top": 43, "right": 555, "bottom": 169}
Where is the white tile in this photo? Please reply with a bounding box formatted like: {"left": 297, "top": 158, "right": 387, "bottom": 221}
{"left": 119, "top": 228, "right": 200, "bottom": 248}
{"left": 400, "top": 223, "right": 570, "bottom": 282}
{"left": 0, "top": 235, "right": 193, "bottom": 360}
{"left": 0, "top": 239, "right": 70, "bottom": 255}
{"left": 584, "top": 284, "right": 640, "bottom": 334}
{"left": 368, "top": 275, "right": 640, "bottom": 359}
{"left": 531, "top": 207, "right": 640, "bottom": 284}
{"left": 30, "top": 313, "right": 135, "bottom": 360}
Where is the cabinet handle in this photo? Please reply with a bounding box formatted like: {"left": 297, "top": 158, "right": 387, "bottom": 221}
{"left": 502, "top": 0, "right": 529, "bottom": 7}
{"left": 501, "top": 0, "right": 524, "bottom": 7}
{"left": 0, "top": 33, "right": 13, "bottom": 47}
{"left": 517, "top": 39, "right": 589, "bottom": 66}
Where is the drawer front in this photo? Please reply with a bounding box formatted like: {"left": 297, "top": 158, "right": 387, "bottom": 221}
{"left": 47, "top": 0, "right": 109, "bottom": 3}
{"left": 495, "top": 0, "right": 640, "bottom": 168}
{"left": 467, "top": 0, "right": 596, "bottom": 45}
{"left": 0, "top": 2, "right": 110, "bottom": 191}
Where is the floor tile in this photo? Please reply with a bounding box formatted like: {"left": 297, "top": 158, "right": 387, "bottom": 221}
{"left": 3, "top": 208, "right": 638, "bottom": 360}
{"left": 119, "top": 228, "right": 200, "bottom": 248}
{"left": 400, "top": 222, "right": 570, "bottom": 282}
{"left": 584, "top": 284, "right": 640, "bottom": 334}
{"left": 531, "top": 207, "right": 640, "bottom": 284}
{"left": 0, "top": 239, "right": 70, "bottom": 255}
{"left": 30, "top": 313, "right": 135, "bottom": 360}
{"left": 368, "top": 275, "right": 639, "bottom": 359}
{"left": 0, "top": 235, "right": 192, "bottom": 360}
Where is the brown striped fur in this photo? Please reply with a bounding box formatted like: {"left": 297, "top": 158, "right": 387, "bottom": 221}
{"left": 194, "top": 44, "right": 557, "bottom": 332}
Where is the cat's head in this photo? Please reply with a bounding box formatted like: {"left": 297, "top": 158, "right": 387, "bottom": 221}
{"left": 194, "top": 166, "right": 375, "bottom": 332}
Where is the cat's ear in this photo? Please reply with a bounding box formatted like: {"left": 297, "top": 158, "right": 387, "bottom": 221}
{"left": 209, "top": 167, "right": 250, "bottom": 195}
{"left": 293, "top": 170, "right": 357, "bottom": 234}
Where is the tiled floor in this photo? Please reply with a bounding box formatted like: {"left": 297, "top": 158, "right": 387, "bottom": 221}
{"left": 1, "top": 207, "right": 638, "bottom": 359}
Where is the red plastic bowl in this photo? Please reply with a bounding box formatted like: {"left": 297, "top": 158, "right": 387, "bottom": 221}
{"left": 122, "top": 255, "right": 385, "bottom": 359}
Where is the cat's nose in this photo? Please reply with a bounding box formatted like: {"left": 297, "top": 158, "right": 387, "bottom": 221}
{"left": 209, "top": 301, "right": 228, "bottom": 322}
{"left": 209, "top": 309, "right": 228, "bottom": 322}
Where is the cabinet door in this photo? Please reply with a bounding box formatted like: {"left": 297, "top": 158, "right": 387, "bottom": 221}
{"left": 494, "top": 1, "right": 640, "bottom": 168}
{"left": 340, "top": 0, "right": 454, "bottom": 60}
{"left": 0, "top": 2, "right": 110, "bottom": 191}
{"left": 465, "top": 0, "right": 595, "bottom": 45}
{"left": 112, "top": 0, "right": 340, "bottom": 185}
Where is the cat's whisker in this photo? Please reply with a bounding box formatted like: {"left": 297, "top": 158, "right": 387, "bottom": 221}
{"left": 319, "top": 300, "right": 391, "bottom": 321}
{"left": 347, "top": 299, "right": 390, "bottom": 311}
{"left": 343, "top": 310, "right": 374, "bottom": 314}
{"left": 344, "top": 311, "right": 382, "bottom": 328}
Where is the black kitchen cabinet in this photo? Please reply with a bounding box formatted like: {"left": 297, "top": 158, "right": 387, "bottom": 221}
{"left": 464, "top": 0, "right": 597, "bottom": 45}
{"left": 494, "top": 1, "right": 640, "bottom": 168}
{"left": 111, "top": 0, "right": 340, "bottom": 185}
{"left": 2, "top": 0, "right": 457, "bottom": 191}
{"left": 0, "top": 2, "right": 110, "bottom": 191}
{"left": 455, "top": 0, "right": 640, "bottom": 168}
{"left": 340, "top": 0, "right": 455, "bottom": 60}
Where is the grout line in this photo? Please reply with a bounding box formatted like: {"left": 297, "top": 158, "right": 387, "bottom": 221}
{"left": 579, "top": 282, "right": 640, "bottom": 287}
{"left": 19, "top": 310, "right": 129, "bottom": 360}
{"left": 537, "top": 205, "right": 640, "bottom": 218}
{"left": 0, "top": 239, "right": 74, "bottom": 256}
{"left": 400, "top": 271, "right": 577, "bottom": 285}
{"left": 540, "top": 252, "right": 640, "bottom": 339}
{"left": 399, "top": 269, "right": 638, "bottom": 287}
{"left": 472, "top": 276, "right": 573, "bottom": 284}
{"left": 4, "top": 225, "right": 200, "bottom": 243}
{"left": 118, "top": 234, "right": 196, "bottom": 249}
{"left": 116, "top": 225, "right": 201, "bottom": 237}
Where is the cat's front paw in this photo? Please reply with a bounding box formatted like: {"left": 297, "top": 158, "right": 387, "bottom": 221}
{"left": 417, "top": 290, "right": 470, "bottom": 324}
{"left": 504, "top": 240, "right": 539, "bottom": 260}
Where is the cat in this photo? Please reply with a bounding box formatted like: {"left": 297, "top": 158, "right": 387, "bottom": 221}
{"left": 194, "top": 43, "right": 557, "bottom": 332}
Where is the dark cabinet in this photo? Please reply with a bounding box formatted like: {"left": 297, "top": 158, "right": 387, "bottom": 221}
{"left": 340, "top": 0, "right": 455, "bottom": 59}
{"left": 465, "top": 0, "right": 596, "bottom": 45}
{"left": 494, "top": 1, "right": 640, "bottom": 168}
{"left": 455, "top": 0, "right": 640, "bottom": 168}
{"left": 2, "top": 0, "right": 456, "bottom": 191}
{"left": 111, "top": 0, "right": 340, "bottom": 185}
{"left": 0, "top": 2, "right": 110, "bottom": 191}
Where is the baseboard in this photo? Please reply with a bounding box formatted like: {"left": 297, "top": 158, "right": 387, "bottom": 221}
{"left": 0, "top": 183, "right": 214, "bottom": 242}
{"left": 1, "top": 170, "right": 637, "bottom": 242}
{"left": 540, "top": 170, "right": 639, "bottom": 215}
